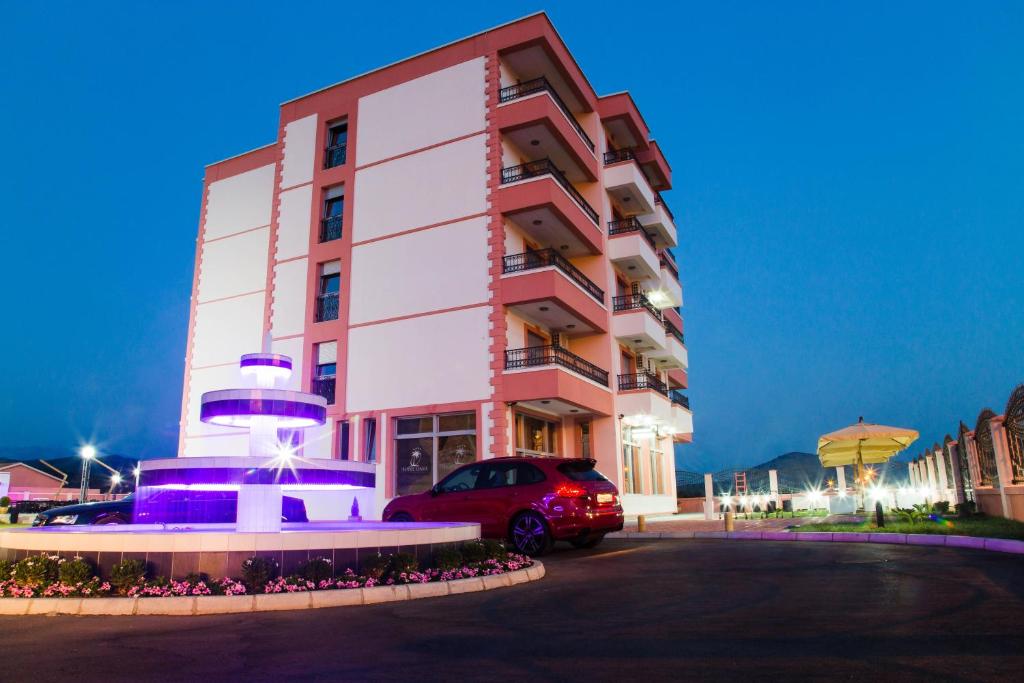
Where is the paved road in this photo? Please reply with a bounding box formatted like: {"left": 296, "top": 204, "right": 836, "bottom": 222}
{"left": 3, "top": 539, "right": 1023, "bottom": 681}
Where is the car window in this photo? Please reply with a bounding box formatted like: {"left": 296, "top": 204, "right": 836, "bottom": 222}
{"left": 557, "top": 460, "right": 608, "bottom": 482}
{"left": 438, "top": 464, "right": 482, "bottom": 493}
{"left": 516, "top": 463, "right": 546, "bottom": 484}
{"left": 477, "top": 463, "right": 516, "bottom": 489}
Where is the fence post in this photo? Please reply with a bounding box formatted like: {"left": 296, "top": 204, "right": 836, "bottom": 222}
{"left": 769, "top": 469, "right": 779, "bottom": 509}
{"left": 703, "top": 473, "right": 714, "bottom": 520}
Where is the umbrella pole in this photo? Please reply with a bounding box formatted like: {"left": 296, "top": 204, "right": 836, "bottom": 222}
{"left": 856, "top": 441, "right": 865, "bottom": 512}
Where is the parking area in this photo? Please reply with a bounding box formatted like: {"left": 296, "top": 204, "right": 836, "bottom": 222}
{"left": 3, "top": 539, "right": 1023, "bottom": 681}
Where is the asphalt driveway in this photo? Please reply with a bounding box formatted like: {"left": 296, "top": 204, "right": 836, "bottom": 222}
{"left": 2, "top": 539, "right": 1022, "bottom": 681}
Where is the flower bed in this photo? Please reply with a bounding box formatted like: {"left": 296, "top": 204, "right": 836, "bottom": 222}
{"left": 0, "top": 541, "right": 533, "bottom": 600}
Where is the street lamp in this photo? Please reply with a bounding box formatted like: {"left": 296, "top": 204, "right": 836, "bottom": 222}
{"left": 78, "top": 444, "right": 97, "bottom": 503}
{"left": 110, "top": 472, "right": 122, "bottom": 496}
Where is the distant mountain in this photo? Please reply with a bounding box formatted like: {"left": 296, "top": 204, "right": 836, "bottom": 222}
{"left": 677, "top": 450, "right": 912, "bottom": 497}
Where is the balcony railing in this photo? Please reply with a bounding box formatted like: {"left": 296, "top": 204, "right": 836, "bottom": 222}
{"left": 654, "top": 192, "right": 674, "bottom": 221}
{"left": 311, "top": 376, "right": 336, "bottom": 405}
{"left": 501, "top": 159, "right": 599, "bottom": 225}
{"left": 315, "top": 293, "right": 339, "bottom": 322}
{"left": 612, "top": 292, "right": 663, "bottom": 321}
{"left": 505, "top": 344, "right": 609, "bottom": 386}
{"left": 618, "top": 372, "right": 668, "bottom": 396}
{"left": 664, "top": 317, "right": 685, "bottom": 345}
{"left": 320, "top": 216, "right": 343, "bottom": 243}
{"left": 498, "top": 76, "right": 595, "bottom": 152}
{"left": 324, "top": 143, "right": 347, "bottom": 169}
{"left": 608, "top": 217, "right": 657, "bottom": 249}
{"left": 659, "top": 252, "right": 679, "bottom": 281}
{"left": 503, "top": 249, "right": 604, "bottom": 303}
{"left": 603, "top": 148, "right": 636, "bottom": 165}
{"left": 670, "top": 390, "right": 690, "bottom": 410}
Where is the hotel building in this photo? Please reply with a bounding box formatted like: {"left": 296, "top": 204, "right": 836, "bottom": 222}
{"left": 178, "top": 12, "right": 693, "bottom": 517}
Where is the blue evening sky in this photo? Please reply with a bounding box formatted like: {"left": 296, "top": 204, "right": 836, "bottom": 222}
{"left": 1, "top": 2, "right": 1021, "bottom": 469}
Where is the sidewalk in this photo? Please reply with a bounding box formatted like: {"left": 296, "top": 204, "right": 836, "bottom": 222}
{"left": 621, "top": 513, "right": 861, "bottom": 533}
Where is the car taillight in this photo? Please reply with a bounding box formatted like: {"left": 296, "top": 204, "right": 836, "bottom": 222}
{"left": 555, "top": 483, "right": 587, "bottom": 498}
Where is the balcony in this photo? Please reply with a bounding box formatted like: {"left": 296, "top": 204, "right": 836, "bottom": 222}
{"left": 604, "top": 151, "right": 656, "bottom": 216}
{"left": 319, "top": 216, "right": 343, "bottom": 243}
{"left": 503, "top": 344, "right": 613, "bottom": 417}
{"left": 502, "top": 160, "right": 598, "bottom": 224}
{"left": 607, "top": 217, "right": 660, "bottom": 281}
{"left": 667, "top": 367, "right": 689, "bottom": 390}
{"left": 647, "top": 317, "right": 687, "bottom": 370}
{"left": 311, "top": 376, "right": 336, "bottom": 405}
{"left": 315, "top": 293, "right": 339, "bottom": 322}
{"left": 633, "top": 141, "right": 672, "bottom": 192}
{"left": 324, "top": 143, "right": 347, "bottom": 170}
{"left": 501, "top": 249, "right": 607, "bottom": 336}
{"left": 670, "top": 390, "right": 693, "bottom": 442}
{"left": 638, "top": 193, "right": 677, "bottom": 249}
{"left": 618, "top": 372, "right": 668, "bottom": 396}
{"left": 500, "top": 78, "right": 594, "bottom": 151}
{"left": 612, "top": 292, "right": 666, "bottom": 352}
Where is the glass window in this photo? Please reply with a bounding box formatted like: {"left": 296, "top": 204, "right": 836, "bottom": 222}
{"left": 650, "top": 444, "right": 664, "bottom": 495}
{"left": 364, "top": 418, "right": 377, "bottom": 463}
{"left": 622, "top": 426, "right": 640, "bottom": 494}
{"left": 394, "top": 412, "right": 477, "bottom": 494}
{"left": 478, "top": 462, "right": 517, "bottom": 489}
{"left": 316, "top": 362, "right": 336, "bottom": 378}
{"left": 558, "top": 460, "right": 608, "bottom": 482}
{"left": 578, "top": 421, "right": 591, "bottom": 459}
{"left": 328, "top": 123, "right": 348, "bottom": 148}
{"left": 396, "top": 437, "right": 433, "bottom": 496}
{"left": 338, "top": 421, "right": 350, "bottom": 461}
{"left": 515, "top": 413, "right": 560, "bottom": 456}
{"left": 438, "top": 464, "right": 482, "bottom": 493}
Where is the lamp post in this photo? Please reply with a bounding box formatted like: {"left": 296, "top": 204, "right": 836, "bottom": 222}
{"left": 78, "top": 445, "right": 96, "bottom": 503}
{"left": 109, "top": 472, "right": 122, "bottom": 498}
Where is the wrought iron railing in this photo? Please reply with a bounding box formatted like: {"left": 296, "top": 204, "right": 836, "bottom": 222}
{"left": 320, "top": 216, "right": 343, "bottom": 243}
{"left": 603, "top": 148, "right": 636, "bottom": 165}
{"left": 659, "top": 252, "right": 679, "bottom": 280}
{"left": 502, "top": 249, "right": 604, "bottom": 303}
{"left": 311, "top": 376, "right": 336, "bottom": 405}
{"left": 612, "top": 292, "right": 662, "bottom": 321}
{"left": 664, "top": 318, "right": 685, "bottom": 345}
{"left": 670, "top": 390, "right": 690, "bottom": 409}
{"left": 618, "top": 372, "right": 668, "bottom": 396}
{"left": 324, "top": 143, "right": 347, "bottom": 169}
{"left": 608, "top": 217, "right": 657, "bottom": 249}
{"left": 500, "top": 159, "right": 599, "bottom": 225}
{"left": 498, "top": 77, "right": 595, "bottom": 152}
{"left": 654, "top": 192, "right": 674, "bottom": 221}
{"left": 315, "top": 293, "right": 339, "bottom": 322}
{"left": 505, "top": 345, "right": 609, "bottom": 386}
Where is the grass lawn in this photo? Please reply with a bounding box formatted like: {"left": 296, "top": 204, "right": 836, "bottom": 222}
{"left": 796, "top": 515, "right": 1024, "bottom": 541}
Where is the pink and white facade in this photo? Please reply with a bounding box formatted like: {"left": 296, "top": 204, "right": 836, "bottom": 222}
{"left": 178, "top": 13, "right": 692, "bottom": 517}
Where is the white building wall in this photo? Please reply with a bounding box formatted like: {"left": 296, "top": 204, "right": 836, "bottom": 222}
{"left": 203, "top": 165, "right": 275, "bottom": 239}
{"left": 348, "top": 216, "right": 489, "bottom": 324}
{"left": 191, "top": 293, "right": 266, "bottom": 368}
{"left": 196, "top": 227, "right": 270, "bottom": 302}
{"left": 352, "top": 134, "right": 488, "bottom": 242}
{"left": 356, "top": 58, "right": 486, "bottom": 166}
{"left": 346, "top": 307, "right": 491, "bottom": 412}
{"left": 276, "top": 184, "right": 313, "bottom": 261}
{"left": 280, "top": 114, "right": 318, "bottom": 189}
{"left": 270, "top": 259, "right": 308, "bottom": 338}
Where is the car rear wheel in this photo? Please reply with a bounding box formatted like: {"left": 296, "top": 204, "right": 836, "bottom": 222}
{"left": 570, "top": 534, "right": 605, "bottom": 549}
{"left": 510, "top": 512, "right": 552, "bottom": 556}
{"left": 95, "top": 515, "right": 127, "bottom": 525}
{"left": 388, "top": 512, "right": 414, "bottom": 523}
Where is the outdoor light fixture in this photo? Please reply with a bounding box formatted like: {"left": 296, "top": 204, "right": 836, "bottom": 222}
{"left": 78, "top": 444, "right": 98, "bottom": 503}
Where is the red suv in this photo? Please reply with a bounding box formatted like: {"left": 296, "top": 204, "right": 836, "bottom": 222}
{"left": 382, "top": 457, "right": 623, "bottom": 555}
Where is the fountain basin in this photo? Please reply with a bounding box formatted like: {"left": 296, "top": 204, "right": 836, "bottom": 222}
{"left": 0, "top": 521, "right": 480, "bottom": 580}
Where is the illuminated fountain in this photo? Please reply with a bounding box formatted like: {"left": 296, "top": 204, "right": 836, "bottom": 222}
{"left": 0, "top": 346, "right": 479, "bottom": 580}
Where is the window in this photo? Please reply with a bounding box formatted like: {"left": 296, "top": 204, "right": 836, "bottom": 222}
{"left": 325, "top": 122, "right": 348, "bottom": 168}
{"left": 577, "top": 420, "right": 592, "bottom": 459}
{"left": 476, "top": 462, "right": 546, "bottom": 489}
{"left": 557, "top": 460, "right": 608, "bottom": 482}
{"left": 338, "top": 421, "right": 350, "bottom": 461}
{"left": 622, "top": 426, "right": 640, "bottom": 494}
{"left": 364, "top": 418, "right": 377, "bottom": 463}
{"left": 650, "top": 442, "right": 664, "bottom": 495}
{"left": 514, "top": 412, "right": 560, "bottom": 456}
{"left": 316, "top": 261, "right": 340, "bottom": 322}
{"left": 438, "top": 464, "right": 482, "bottom": 493}
{"left": 320, "top": 191, "right": 344, "bottom": 243}
{"left": 312, "top": 342, "right": 337, "bottom": 404}
{"left": 394, "top": 412, "right": 477, "bottom": 496}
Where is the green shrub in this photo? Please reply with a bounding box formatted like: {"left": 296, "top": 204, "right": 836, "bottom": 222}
{"left": 110, "top": 559, "right": 147, "bottom": 595}
{"left": 0, "top": 560, "right": 11, "bottom": 579}
{"left": 931, "top": 501, "right": 950, "bottom": 515}
{"left": 360, "top": 553, "right": 391, "bottom": 580}
{"left": 58, "top": 557, "right": 95, "bottom": 585}
{"left": 460, "top": 541, "right": 488, "bottom": 563}
{"left": 241, "top": 557, "right": 277, "bottom": 590}
{"left": 432, "top": 547, "right": 463, "bottom": 571}
{"left": 481, "top": 539, "right": 508, "bottom": 560}
{"left": 956, "top": 501, "right": 976, "bottom": 517}
{"left": 14, "top": 554, "right": 60, "bottom": 587}
{"left": 390, "top": 553, "right": 419, "bottom": 577}
{"left": 0, "top": 496, "right": 10, "bottom": 508}
{"left": 301, "top": 557, "right": 333, "bottom": 583}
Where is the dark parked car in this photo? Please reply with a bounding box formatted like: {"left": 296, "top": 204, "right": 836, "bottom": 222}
{"left": 382, "top": 457, "right": 623, "bottom": 555}
{"left": 32, "top": 491, "right": 308, "bottom": 526}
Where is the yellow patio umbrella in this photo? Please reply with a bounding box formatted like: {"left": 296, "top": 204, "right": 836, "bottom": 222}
{"left": 818, "top": 417, "right": 918, "bottom": 507}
